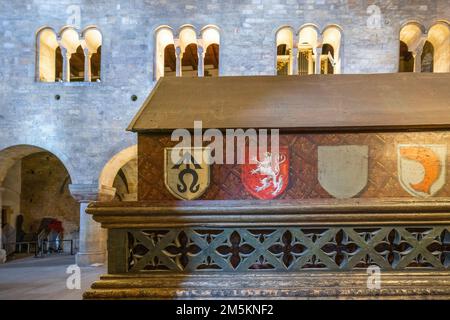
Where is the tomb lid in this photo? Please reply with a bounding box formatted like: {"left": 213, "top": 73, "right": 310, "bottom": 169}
{"left": 127, "top": 73, "right": 450, "bottom": 132}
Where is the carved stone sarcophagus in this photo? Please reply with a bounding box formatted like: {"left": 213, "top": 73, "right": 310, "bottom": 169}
{"left": 84, "top": 74, "right": 450, "bottom": 299}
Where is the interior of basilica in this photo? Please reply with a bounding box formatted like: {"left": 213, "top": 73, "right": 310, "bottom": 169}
{"left": 0, "top": 0, "right": 450, "bottom": 302}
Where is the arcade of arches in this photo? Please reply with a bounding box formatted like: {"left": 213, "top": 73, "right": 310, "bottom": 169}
{"left": 399, "top": 22, "right": 450, "bottom": 73}
{"left": 0, "top": 145, "right": 137, "bottom": 265}
{"left": 37, "top": 27, "right": 102, "bottom": 82}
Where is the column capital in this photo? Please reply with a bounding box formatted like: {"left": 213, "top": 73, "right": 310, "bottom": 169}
{"left": 69, "top": 184, "right": 116, "bottom": 202}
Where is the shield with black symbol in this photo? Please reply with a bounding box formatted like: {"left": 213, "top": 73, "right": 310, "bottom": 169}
{"left": 164, "top": 147, "right": 210, "bottom": 200}
{"left": 318, "top": 145, "right": 369, "bottom": 199}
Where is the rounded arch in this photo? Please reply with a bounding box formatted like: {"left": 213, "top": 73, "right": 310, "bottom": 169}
{"left": 275, "top": 26, "right": 294, "bottom": 76}
{"left": 98, "top": 145, "right": 137, "bottom": 190}
{"left": 399, "top": 21, "right": 426, "bottom": 51}
{"left": 36, "top": 27, "right": 61, "bottom": 82}
{"left": 399, "top": 20, "right": 427, "bottom": 34}
{"left": 0, "top": 144, "right": 75, "bottom": 187}
{"left": 200, "top": 25, "right": 220, "bottom": 49}
{"left": 154, "top": 25, "right": 175, "bottom": 81}
{"left": 322, "top": 25, "right": 343, "bottom": 74}
{"left": 81, "top": 25, "right": 103, "bottom": 39}
{"left": 178, "top": 25, "right": 197, "bottom": 51}
{"left": 200, "top": 24, "right": 221, "bottom": 38}
{"left": 59, "top": 26, "right": 82, "bottom": 53}
{"left": 427, "top": 21, "right": 450, "bottom": 72}
{"left": 298, "top": 23, "right": 321, "bottom": 48}
{"left": 81, "top": 26, "right": 102, "bottom": 52}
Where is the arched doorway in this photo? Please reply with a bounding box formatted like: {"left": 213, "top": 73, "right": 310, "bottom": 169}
{"left": 0, "top": 145, "right": 78, "bottom": 262}
{"left": 98, "top": 145, "right": 137, "bottom": 201}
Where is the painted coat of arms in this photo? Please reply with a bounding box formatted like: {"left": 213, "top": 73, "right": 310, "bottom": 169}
{"left": 318, "top": 145, "right": 369, "bottom": 199}
{"left": 164, "top": 147, "right": 210, "bottom": 200}
{"left": 241, "top": 147, "right": 289, "bottom": 200}
{"left": 397, "top": 144, "right": 446, "bottom": 198}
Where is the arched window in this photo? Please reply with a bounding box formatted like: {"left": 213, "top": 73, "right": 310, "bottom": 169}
{"left": 37, "top": 28, "right": 60, "bottom": 82}
{"left": 276, "top": 27, "right": 293, "bottom": 76}
{"left": 399, "top": 40, "right": 414, "bottom": 72}
{"left": 84, "top": 28, "right": 102, "bottom": 82}
{"left": 427, "top": 23, "right": 450, "bottom": 73}
{"left": 60, "top": 28, "right": 84, "bottom": 82}
{"left": 321, "top": 43, "right": 334, "bottom": 74}
{"left": 154, "top": 27, "right": 175, "bottom": 80}
{"left": 181, "top": 43, "right": 198, "bottom": 77}
{"left": 155, "top": 25, "right": 220, "bottom": 79}
{"left": 298, "top": 25, "right": 320, "bottom": 75}
{"left": 91, "top": 45, "right": 101, "bottom": 81}
{"left": 276, "top": 44, "right": 290, "bottom": 75}
{"left": 201, "top": 26, "right": 220, "bottom": 77}
{"left": 322, "top": 26, "right": 342, "bottom": 74}
{"left": 69, "top": 45, "right": 85, "bottom": 82}
{"left": 421, "top": 41, "right": 434, "bottom": 73}
{"left": 55, "top": 47, "right": 63, "bottom": 81}
{"left": 164, "top": 44, "right": 176, "bottom": 77}
{"left": 204, "top": 44, "right": 219, "bottom": 77}
{"left": 399, "top": 22, "right": 424, "bottom": 72}
{"left": 179, "top": 26, "right": 198, "bottom": 77}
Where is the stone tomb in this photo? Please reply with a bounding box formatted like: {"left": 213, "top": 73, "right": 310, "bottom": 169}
{"left": 84, "top": 74, "right": 450, "bottom": 299}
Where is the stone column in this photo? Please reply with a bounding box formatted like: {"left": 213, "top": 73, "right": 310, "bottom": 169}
{"left": 291, "top": 46, "right": 299, "bottom": 76}
{"left": 0, "top": 188, "right": 5, "bottom": 264}
{"left": 413, "top": 47, "right": 424, "bottom": 73}
{"left": 62, "top": 47, "right": 71, "bottom": 82}
{"left": 69, "top": 184, "right": 116, "bottom": 267}
{"left": 197, "top": 44, "right": 205, "bottom": 77}
{"left": 175, "top": 46, "right": 183, "bottom": 77}
{"left": 314, "top": 47, "right": 322, "bottom": 75}
{"left": 84, "top": 48, "right": 92, "bottom": 82}
{"left": 308, "top": 50, "right": 314, "bottom": 75}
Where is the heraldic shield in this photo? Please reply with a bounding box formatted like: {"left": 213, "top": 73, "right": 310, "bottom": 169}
{"left": 164, "top": 147, "right": 210, "bottom": 200}
{"left": 397, "top": 144, "right": 446, "bottom": 198}
{"left": 241, "top": 147, "right": 289, "bottom": 200}
{"left": 318, "top": 145, "right": 369, "bottom": 199}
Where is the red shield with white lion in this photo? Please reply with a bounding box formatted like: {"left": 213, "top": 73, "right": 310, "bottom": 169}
{"left": 241, "top": 147, "right": 289, "bottom": 200}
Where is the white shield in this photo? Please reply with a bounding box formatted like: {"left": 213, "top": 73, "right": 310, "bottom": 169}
{"left": 397, "top": 144, "right": 446, "bottom": 198}
{"left": 164, "top": 147, "right": 210, "bottom": 200}
{"left": 318, "top": 145, "right": 369, "bottom": 199}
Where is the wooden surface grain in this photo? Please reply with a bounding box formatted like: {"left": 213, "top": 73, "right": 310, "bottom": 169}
{"left": 128, "top": 73, "right": 450, "bottom": 132}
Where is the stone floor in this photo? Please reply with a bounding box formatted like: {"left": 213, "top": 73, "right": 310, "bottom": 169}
{"left": 0, "top": 255, "right": 105, "bottom": 300}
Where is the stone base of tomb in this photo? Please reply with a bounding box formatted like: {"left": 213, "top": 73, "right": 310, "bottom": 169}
{"left": 84, "top": 271, "right": 450, "bottom": 300}
{"left": 83, "top": 199, "right": 450, "bottom": 300}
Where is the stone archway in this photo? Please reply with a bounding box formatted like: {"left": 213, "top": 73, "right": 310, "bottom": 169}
{"left": 98, "top": 144, "right": 137, "bottom": 198}
{"left": 0, "top": 144, "right": 78, "bottom": 263}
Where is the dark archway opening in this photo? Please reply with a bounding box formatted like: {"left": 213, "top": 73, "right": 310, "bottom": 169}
{"left": 421, "top": 41, "right": 434, "bottom": 73}
{"left": 181, "top": 43, "right": 198, "bottom": 77}
{"left": 55, "top": 47, "right": 63, "bottom": 82}
{"left": 321, "top": 44, "right": 334, "bottom": 74}
{"left": 399, "top": 41, "right": 414, "bottom": 72}
{"left": 91, "top": 45, "right": 101, "bottom": 81}
{"left": 70, "top": 45, "right": 85, "bottom": 82}
{"left": 164, "top": 44, "right": 176, "bottom": 77}
{"left": 276, "top": 44, "right": 289, "bottom": 76}
{"left": 204, "top": 44, "right": 219, "bottom": 77}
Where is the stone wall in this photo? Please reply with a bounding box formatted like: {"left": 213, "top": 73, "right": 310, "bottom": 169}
{"left": 2, "top": 161, "right": 21, "bottom": 227}
{"left": 0, "top": 0, "right": 449, "bottom": 186}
